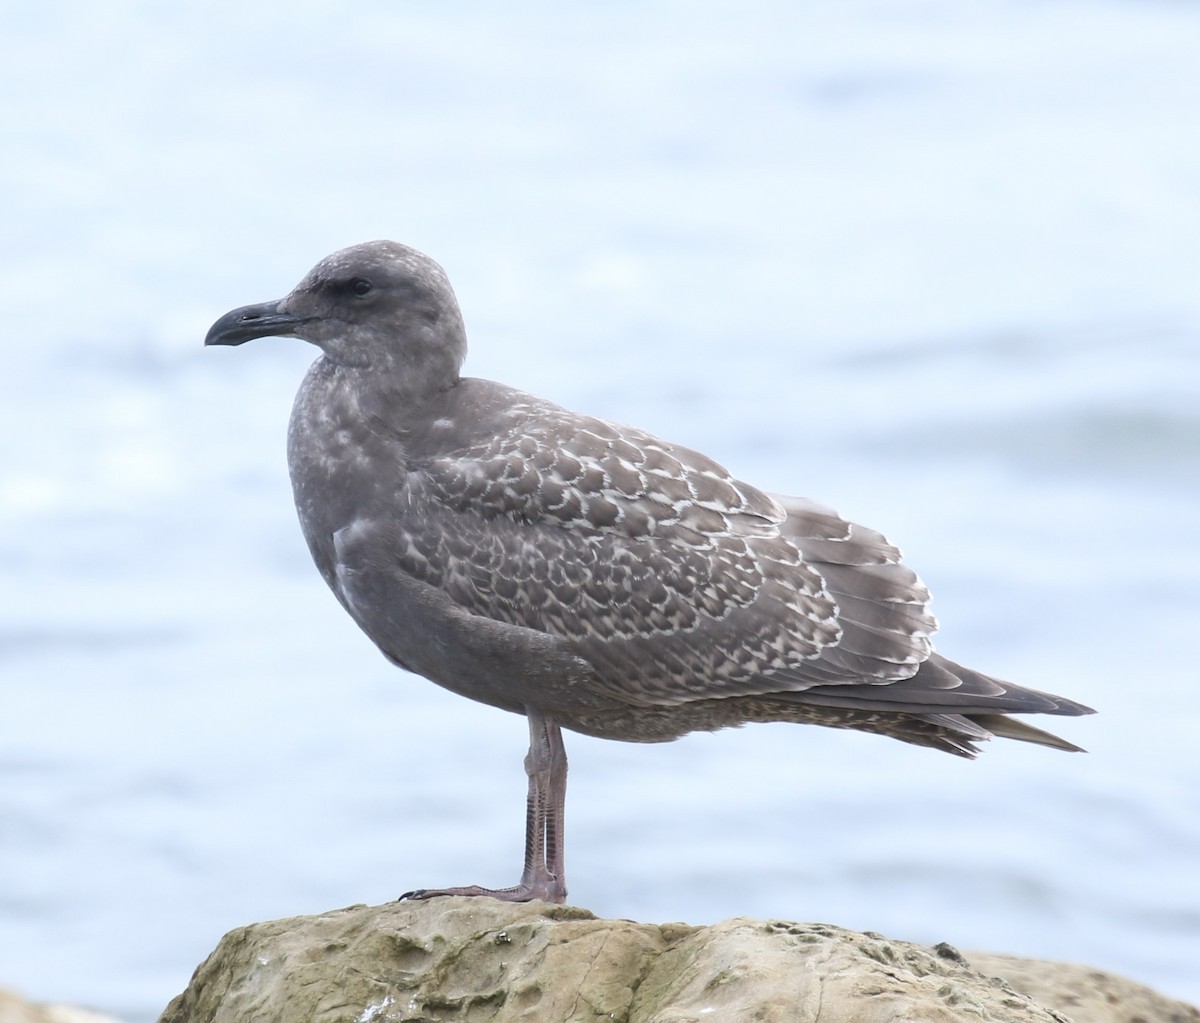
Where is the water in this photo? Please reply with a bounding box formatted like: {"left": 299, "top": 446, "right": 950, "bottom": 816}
{"left": 2, "top": 2, "right": 1199, "bottom": 1018}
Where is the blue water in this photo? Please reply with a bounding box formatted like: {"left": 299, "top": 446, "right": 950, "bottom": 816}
{"left": 2, "top": 3, "right": 1199, "bottom": 1019}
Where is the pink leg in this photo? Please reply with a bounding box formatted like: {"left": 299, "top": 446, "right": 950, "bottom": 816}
{"left": 399, "top": 709, "right": 568, "bottom": 904}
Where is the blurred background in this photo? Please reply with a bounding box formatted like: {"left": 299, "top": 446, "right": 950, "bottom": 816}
{"left": 2, "top": 2, "right": 1198, "bottom": 1019}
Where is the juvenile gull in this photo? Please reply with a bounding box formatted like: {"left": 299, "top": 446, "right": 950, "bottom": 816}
{"left": 205, "top": 240, "right": 1094, "bottom": 904}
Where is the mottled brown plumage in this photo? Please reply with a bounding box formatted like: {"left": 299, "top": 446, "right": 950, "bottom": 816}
{"left": 205, "top": 240, "right": 1094, "bottom": 903}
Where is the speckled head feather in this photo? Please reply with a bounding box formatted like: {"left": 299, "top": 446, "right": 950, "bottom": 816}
{"left": 208, "top": 240, "right": 467, "bottom": 391}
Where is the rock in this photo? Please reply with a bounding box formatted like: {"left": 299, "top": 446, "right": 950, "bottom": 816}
{"left": 967, "top": 951, "right": 1200, "bottom": 1023}
{"left": 0, "top": 989, "right": 122, "bottom": 1023}
{"left": 157, "top": 900, "right": 1199, "bottom": 1023}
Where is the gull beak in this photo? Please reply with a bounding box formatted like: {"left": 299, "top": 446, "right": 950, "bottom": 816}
{"left": 204, "top": 300, "right": 309, "bottom": 346}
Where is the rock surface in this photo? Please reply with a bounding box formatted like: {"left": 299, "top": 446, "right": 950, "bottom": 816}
{"left": 966, "top": 951, "right": 1199, "bottom": 1023}
{"left": 158, "top": 900, "right": 1199, "bottom": 1023}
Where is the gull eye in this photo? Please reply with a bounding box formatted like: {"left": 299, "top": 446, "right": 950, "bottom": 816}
{"left": 350, "top": 278, "right": 372, "bottom": 297}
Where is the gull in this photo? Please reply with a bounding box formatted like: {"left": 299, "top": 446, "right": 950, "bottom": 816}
{"left": 205, "top": 240, "right": 1093, "bottom": 903}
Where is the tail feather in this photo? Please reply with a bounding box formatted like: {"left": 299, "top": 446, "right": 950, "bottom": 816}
{"left": 966, "top": 713, "right": 1088, "bottom": 753}
{"left": 892, "top": 710, "right": 1088, "bottom": 756}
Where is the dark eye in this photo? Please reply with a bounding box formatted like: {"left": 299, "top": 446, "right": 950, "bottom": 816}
{"left": 350, "top": 278, "right": 372, "bottom": 297}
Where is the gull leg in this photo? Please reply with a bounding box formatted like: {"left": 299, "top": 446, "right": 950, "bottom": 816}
{"left": 399, "top": 708, "right": 568, "bottom": 903}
